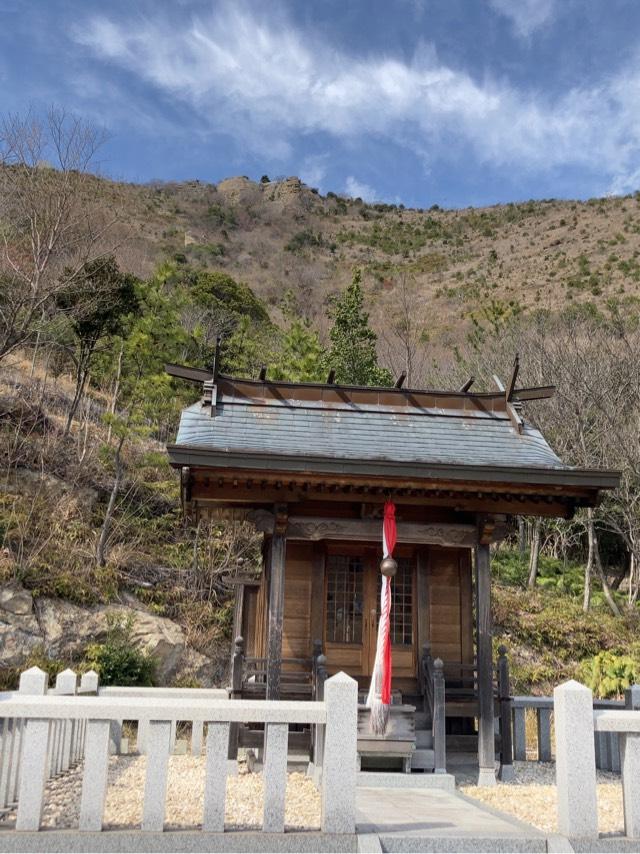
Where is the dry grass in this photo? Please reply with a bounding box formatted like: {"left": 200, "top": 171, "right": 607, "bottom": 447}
{"left": 461, "top": 761, "right": 624, "bottom": 836}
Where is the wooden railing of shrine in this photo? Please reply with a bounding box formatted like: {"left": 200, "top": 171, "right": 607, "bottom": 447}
{"left": 420, "top": 642, "right": 514, "bottom": 779}
{"left": 420, "top": 643, "right": 446, "bottom": 773}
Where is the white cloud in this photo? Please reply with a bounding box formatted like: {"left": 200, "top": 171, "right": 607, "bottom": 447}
{"left": 72, "top": 2, "right": 640, "bottom": 191}
{"left": 488, "top": 0, "right": 557, "bottom": 38}
{"left": 299, "top": 154, "right": 329, "bottom": 191}
{"left": 345, "top": 176, "right": 378, "bottom": 202}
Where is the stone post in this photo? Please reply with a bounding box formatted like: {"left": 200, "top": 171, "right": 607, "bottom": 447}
{"left": 554, "top": 680, "right": 597, "bottom": 839}
{"left": 620, "top": 732, "right": 640, "bottom": 838}
{"left": 321, "top": 672, "right": 358, "bottom": 834}
{"left": 78, "top": 671, "right": 99, "bottom": 761}
{"left": 625, "top": 685, "right": 640, "bottom": 711}
{"left": 79, "top": 670, "right": 99, "bottom": 694}
{"left": 55, "top": 669, "right": 78, "bottom": 774}
{"left": 15, "top": 667, "right": 48, "bottom": 831}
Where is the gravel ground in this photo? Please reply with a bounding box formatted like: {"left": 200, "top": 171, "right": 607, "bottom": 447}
{"left": 460, "top": 761, "right": 624, "bottom": 835}
{"left": 3, "top": 756, "right": 321, "bottom": 831}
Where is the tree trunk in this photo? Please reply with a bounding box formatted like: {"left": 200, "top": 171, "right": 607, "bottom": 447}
{"left": 583, "top": 514, "right": 594, "bottom": 612}
{"left": 64, "top": 361, "right": 90, "bottom": 437}
{"left": 628, "top": 551, "right": 639, "bottom": 607}
{"left": 96, "top": 435, "right": 125, "bottom": 567}
{"left": 518, "top": 517, "right": 526, "bottom": 560}
{"left": 588, "top": 509, "right": 621, "bottom": 617}
{"left": 527, "top": 519, "right": 541, "bottom": 589}
{"left": 106, "top": 343, "right": 124, "bottom": 445}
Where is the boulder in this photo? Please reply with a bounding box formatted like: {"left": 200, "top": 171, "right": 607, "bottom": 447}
{"left": 35, "top": 595, "right": 187, "bottom": 681}
{"left": 0, "top": 583, "right": 216, "bottom": 684}
{"left": 114, "top": 606, "right": 185, "bottom": 681}
{"left": 36, "top": 597, "right": 106, "bottom": 659}
{"left": 0, "top": 608, "right": 44, "bottom": 667}
{"left": 0, "top": 583, "right": 33, "bottom": 615}
{"left": 173, "top": 647, "right": 218, "bottom": 687}
{"left": 0, "top": 583, "right": 43, "bottom": 667}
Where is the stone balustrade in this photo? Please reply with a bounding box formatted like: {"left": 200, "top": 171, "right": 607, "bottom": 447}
{"left": 0, "top": 668, "right": 358, "bottom": 836}
{"left": 512, "top": 688, "right": 638, "bottom": 771}
{"left": 554, "top": 680, "right": 640, "bottom": 841}
{"left": 0, "top": 667, "right": 95, "bottom": 821}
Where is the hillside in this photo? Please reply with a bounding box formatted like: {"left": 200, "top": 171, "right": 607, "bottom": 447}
{"left": 2, "top": 164, "right": 640, "bottom": 697}
{"left": 58, "top": 172, "right": 640, "bottom": 345}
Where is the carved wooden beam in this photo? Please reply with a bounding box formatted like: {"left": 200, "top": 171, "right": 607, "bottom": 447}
{"left": 243, "top": 512, "right": 512, "bottom": 546}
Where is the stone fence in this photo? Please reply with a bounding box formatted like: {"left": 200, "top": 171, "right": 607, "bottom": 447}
{"left": 554, "top": 680, "right": 640, "bottom": 841}
{"left": 512, "top": 686, "right": 639, "bottom": 771}
{"left": 0, "top": 667, "right": 358, "bottom": 836}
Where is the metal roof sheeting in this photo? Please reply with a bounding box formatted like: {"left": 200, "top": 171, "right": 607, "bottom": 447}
{"left": 175, "top": 398, "right": 566, "bottom": 470}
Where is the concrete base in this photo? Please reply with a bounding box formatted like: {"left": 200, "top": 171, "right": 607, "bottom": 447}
{"left": 357, "top": 772, "right": 455, "bottom": 790}
{"left": 498, "top": 764, "right": 515, "bottom": 783}
{"left": 476, "top": 767, "right": 497, "bottom": 787}
{"left": 376, "top": 835, "right": 547, "bottom": 851}
{"left": 357, "top": 834, "right": 383, "bottom": 853}
{"left": 546, "top": 836, "right": 575, "bottom": 853}
{"left": 0, "top": 831, "right": 357, "bottom": 853}
{"left": 570, "top": 839, "right": 640, "bottom": 853}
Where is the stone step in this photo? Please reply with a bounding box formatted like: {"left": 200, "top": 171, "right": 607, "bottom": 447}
{"left": 410, "top": 748, "right": 435, "bottom": 770}
{"left": 376, "top": 834, "right": 547, "bottom": 852}
{"left": 357, "top": 771, "right": 455, "bottom": 790}
{"left": 415, "top": 730, "right": 433, "bottom": 749}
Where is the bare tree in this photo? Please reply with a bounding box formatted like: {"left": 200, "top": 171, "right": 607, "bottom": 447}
{"left": 465, "top": 306, "right": 640, "bottom": 611}
{"left": 0, "top": 107, "right": 116, "bottom": 362}
{"left": 379, "top": 274, "right": 429, "bottom": 386}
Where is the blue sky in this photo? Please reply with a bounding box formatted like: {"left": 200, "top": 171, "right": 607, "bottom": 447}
{"left": 2, "top": 0, "right": 640, "bottom": 207}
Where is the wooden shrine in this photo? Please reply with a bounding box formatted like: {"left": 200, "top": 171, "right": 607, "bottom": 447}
{"left": 166, "top": 358, "right": 619, "bottom": 780}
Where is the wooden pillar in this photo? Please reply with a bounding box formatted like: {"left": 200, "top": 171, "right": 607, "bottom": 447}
{"left": 266, "top": 505, "right": 287, "bottom": 701}
{"left": 475, "top": 542, "right": 496, "bottom": 786}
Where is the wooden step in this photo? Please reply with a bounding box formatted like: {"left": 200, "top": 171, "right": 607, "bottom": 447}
{"left": 415, "top": 730, "right": 433, "bottom": 749}
{"left": 414, "top": 712, "right": 430, "bottom": 730}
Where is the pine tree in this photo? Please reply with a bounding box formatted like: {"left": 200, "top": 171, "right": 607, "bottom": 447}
{"left": 272, "top": 319, "right": 325, "bottom": 382}
{"left": 324, "top": 270, "right": 392, "bottom": 386}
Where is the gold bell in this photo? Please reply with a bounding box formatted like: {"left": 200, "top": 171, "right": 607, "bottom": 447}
{"left": 380, "top": 556, "right": 398, "bottom": 577}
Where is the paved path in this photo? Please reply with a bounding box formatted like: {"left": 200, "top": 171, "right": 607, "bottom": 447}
{"left": 357, "top": 787, "right": 547, "bottom": 851}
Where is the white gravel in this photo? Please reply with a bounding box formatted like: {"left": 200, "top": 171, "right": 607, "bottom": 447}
{"left": 460, "top": 761, "right": 624, "bottom": 835}
{"left": 2, "top": 756, "right": 320, "bottom": 831}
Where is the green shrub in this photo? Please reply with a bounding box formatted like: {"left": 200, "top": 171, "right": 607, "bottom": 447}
{"left": 579, "top": 650, "right": 640, "bottom": 698}
{"left": 206, "top": 204, "right": 237, "bottom": 228}
{"left": 0, "top": 645, "right": 68, "bottom": 691}
{"left": 285, "top": 230, "right": 325, "bottom": 252}
{"left": 84, "top": 614, "right": 156, "bottom": 686}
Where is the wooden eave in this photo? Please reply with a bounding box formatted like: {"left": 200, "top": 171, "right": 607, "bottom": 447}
{"left": 167, "top": 444, "right": 619, "bottom": 492}
{"left": 171, "top": 451, "right": 620, "bottom": 519}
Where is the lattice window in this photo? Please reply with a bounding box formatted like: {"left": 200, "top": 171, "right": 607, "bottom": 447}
{"left": 325, "top": 555, "right": 364, "bottom": 644}
{"left": 378, "top": 557, "right": 414, "bottom": 645}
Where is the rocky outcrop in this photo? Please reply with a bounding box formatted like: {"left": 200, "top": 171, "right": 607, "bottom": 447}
{"left": 0, "top": 583, "right": 217, "bottom": 685}
{"left": 216, "top": 176, "right": 261, "bottom": 206}
{"left": 0, "top": 583, "right": 34, "bottom": 615}
{"left": 0, "top": 585, "right": 44, "bottom": 666}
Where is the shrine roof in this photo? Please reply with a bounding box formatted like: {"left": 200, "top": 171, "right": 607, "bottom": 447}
{"left": 166, "top": 374, "right": 619, "bottom": 493}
